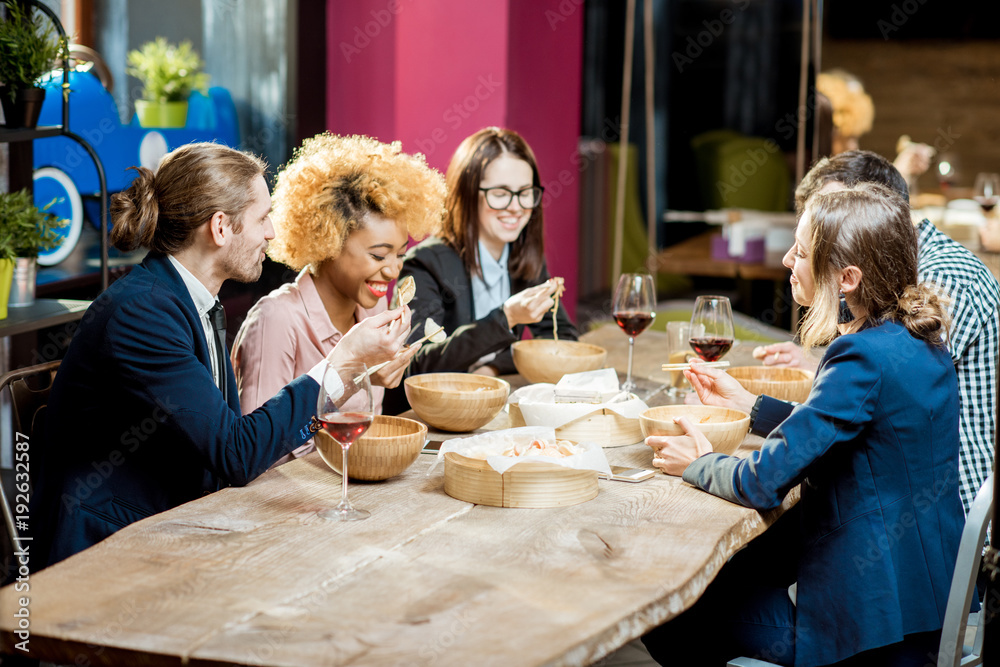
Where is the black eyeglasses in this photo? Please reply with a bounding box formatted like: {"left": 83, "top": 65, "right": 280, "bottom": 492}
{"left": 478, "top": 186, "right": 545, "bottom": 210}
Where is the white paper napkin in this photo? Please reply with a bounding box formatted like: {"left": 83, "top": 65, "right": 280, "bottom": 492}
{"left": 434, "top": 426, "right": 612, "bottom": 476}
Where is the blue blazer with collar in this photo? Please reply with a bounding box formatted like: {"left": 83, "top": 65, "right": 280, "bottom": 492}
{"left": 34, "top": 253, "right": 320, "bottom": 567}
{"left": 684, "top": 320, "right": 964, "bottom": 666}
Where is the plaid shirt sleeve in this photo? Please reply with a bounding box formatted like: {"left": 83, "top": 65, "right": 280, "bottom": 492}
{"left": 918, "top": 221, "right": 999, "bottom": 514}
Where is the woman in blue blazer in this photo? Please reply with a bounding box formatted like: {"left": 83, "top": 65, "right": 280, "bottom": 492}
{"left": 642, "top": 183, "right": 963, "bottom": 666}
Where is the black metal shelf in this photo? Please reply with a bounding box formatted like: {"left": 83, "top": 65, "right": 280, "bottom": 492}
{"left": 0, "top": 125, "right": 61, "bottom": 141}
{"left": 0, "top": 1, "right": 109, "bottom": 293}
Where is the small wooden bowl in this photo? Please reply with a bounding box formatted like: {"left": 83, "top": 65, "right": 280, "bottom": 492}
{"left": 315, "top": 415, "right": 427, "bottom": 481}
{"left": 727, "top": 366, "right": 814, "bottom": 403}
{"left": 511, "top": 340, "right": 607, "bottom": 385}
{"left": 639, "top": 405, "right": 750, "bottom": 455}
{"left": 404, "top": 373, "right": 509, "bottom": 432}
{"left": 443, "top": 452, "right": 598, "bottom": 508}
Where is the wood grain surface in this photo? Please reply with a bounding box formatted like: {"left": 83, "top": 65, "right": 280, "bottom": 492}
{"left": 0, "top": 322, "right": 799, "bottom": 666}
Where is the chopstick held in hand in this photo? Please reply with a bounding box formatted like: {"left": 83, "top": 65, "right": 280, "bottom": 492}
{"left": 660, "top": 360, "right": 730, "bottom": 371}
{"left": 354, "top": 326, "right": 445, "bottom": 382}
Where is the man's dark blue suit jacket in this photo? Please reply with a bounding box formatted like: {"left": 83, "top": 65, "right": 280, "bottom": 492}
{"left": 34, "top": 253, "right": 319, "bottom": 567}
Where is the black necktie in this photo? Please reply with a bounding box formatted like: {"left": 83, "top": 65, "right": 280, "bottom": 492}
{"left": 208, "top": 300, "right": 228, "bottom": 401}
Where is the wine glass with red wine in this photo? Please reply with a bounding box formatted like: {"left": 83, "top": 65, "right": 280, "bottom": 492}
{"left": 612, "top": 273, "right": 657, "bottom": 393}
{"left": 317, "top": 360, "right": 374, "bottom": 521}
{"left": 689, "top": 295, "right": 735, "bottom": 362}
{"left": 974, "top": 173, "right": 1000, "bottom": 216}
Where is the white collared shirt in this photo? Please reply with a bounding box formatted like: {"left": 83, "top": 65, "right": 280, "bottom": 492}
{"left": 168, "top": 255, "right": 223, "bottom": 389}
{"left": 469, "top": 241, "right": 511, "bottom": 372}
{"left": 471, "top": 241, "right": 510, "bottom": 320}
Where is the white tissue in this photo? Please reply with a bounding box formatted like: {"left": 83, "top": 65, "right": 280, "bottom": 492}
{"left": 435, "top": 426, "right": 612, "bottom": 476}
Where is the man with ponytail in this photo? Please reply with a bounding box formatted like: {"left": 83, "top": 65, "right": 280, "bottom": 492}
{"left": 33, "top": 143, "right": 411, "bottom": 567}
{"left": 643, "top": 184, "right": 964, "bottom": 665}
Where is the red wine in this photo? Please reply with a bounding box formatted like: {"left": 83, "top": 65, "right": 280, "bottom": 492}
{"left": 975, "top": 196, "right": 998, "bottom": 213}
{"left": 689, "top": 337, "right": 733, "bottom": 362}
{"left": 319, "top": 412, "right": 373, "bottom": 446}
{"left": 614, "top": 311, "right": 654, "bottom": 337}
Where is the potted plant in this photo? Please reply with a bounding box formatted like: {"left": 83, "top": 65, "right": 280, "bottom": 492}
{"left": 0, "top": 189, "right": 67, "bottom": 315}
{"left": 127, "top": 37, "right": 209, "bottom": 128}
{"left": 0, "top": 0, "right": 65, "bottom": 128}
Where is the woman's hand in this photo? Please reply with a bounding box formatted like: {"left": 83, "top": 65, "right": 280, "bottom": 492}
{"left": 503, "top": 282, "right": 557, "bottom": 329}
{"left": 327, "top": 306, "right": 411, "bottom": 368}
{"left": 685, "top": 362, "right": 756, "bottom": 414}
{"left": 646, "top": 416, "right": 714, "bottom": 476}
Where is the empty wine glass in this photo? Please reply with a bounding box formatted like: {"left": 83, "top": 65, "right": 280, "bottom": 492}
{"left": 974, "top": 173, "right": 1000, "bottom": 217}
{"left": 689, "top": 296, "right": 735, "bottom": 362}
{"left": 612, "top": 273, "right": 657, "bottom": 393}
{"left": 317, "top": 360, "right": 374, "bottom": 521}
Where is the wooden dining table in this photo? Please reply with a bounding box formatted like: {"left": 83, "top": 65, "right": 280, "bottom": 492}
{"left": 0, "top": 323, "right": 797, "bottom": 667}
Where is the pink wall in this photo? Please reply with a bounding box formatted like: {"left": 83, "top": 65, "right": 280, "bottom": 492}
{"left": 325, "top": 0, "right": 583, "bottom": 318}
{"left": 326, "top": 0, "right": 398, "bottom": 140}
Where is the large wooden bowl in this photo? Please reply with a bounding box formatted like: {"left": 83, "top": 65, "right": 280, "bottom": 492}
{"left": 315, "top": 415, "right": 427, "bottom": 481}
{"left": 639, "top": 405, "right": 750, "bottom": 455}
{"left": 511, "top": 340, "right": 607, "bottom": 384}
{"left": 727, "top": 366, "right": 814, "bottom": 403}
{"left": 443, "top": 452, "right": 598, "bottom": 508}
{"left": 404, "top": 373, "right": 509, "bottom": 432}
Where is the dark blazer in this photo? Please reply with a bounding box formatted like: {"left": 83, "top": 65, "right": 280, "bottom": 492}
{"left": 403, "top": 236, "right": 577, "bottom": 368}
{"left": 34, "top": 253, "right": 319, "bottom": 567}
{"left": 684, "top": 320, "right": 964, "bottom": 667}
{"left": 384, "top": 237, "right": 577, "bottom": 414}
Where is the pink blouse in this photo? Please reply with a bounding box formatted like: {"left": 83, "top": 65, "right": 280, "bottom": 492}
{"left": 232, "top": 269, "right": 386, "bottom": 464}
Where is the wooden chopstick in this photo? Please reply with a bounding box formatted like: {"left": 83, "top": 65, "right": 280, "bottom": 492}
{"left": 353, "top": 326, "right": 445, "bottom": 382}
{"left": 660, "top": 360, "right": 730, "bottom": 371}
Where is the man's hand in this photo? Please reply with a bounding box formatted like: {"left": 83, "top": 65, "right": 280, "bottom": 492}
{"left": 752, "top": 341, "right": 819, "bottom": 372}
{"left": 646, "top": 416, "right": 714, "bottom": 476}
{"left": 328, "top": 306, "right": 411, "bottom": 368}
{"left": 370, "top": 343, "right": 421, "bottom": 388}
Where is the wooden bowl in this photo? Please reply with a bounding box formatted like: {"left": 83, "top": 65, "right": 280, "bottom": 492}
{"left": 443, "top": 452, "right": 598, "bottom": 508}
{"left": 404, "top": 373, "right": 509, "bottom": 432}
{"left": 510, "top": 340, "right": 607, "bottom": 384}
{"left": 639, "top": 405, "right": 750, "bottom": 455}
{"left": 315, "top": 415, "right": 427, "bottom": 481}
{"left": 727, "top": 366, "right": 814, "bottom": 403}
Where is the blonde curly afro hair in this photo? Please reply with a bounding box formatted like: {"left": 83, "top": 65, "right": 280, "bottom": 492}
{"left": 817, "top": 70, "right": 874, "bottom": 140}
{"left": 268, "top": 133, "right": 446, "bottom": 271}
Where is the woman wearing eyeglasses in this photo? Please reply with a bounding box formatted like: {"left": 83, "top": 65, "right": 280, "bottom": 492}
{"left": 394, "top": 127, "right": 578, "bottom": 383}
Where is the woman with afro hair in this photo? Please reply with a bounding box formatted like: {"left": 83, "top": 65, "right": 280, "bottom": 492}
{"left": 232, "top": 133, "right": 446, "bottom": 464}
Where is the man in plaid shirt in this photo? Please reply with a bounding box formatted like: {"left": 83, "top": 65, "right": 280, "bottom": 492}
{"left": 753, "top": 150, "right": 999, "bottom": 514}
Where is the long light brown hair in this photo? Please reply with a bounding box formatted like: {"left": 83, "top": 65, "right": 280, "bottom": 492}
{"left": 798, "top": 183, "right": 949, "bottom": 350}
{"left": 110, "top": 142, "right": 267, "bottom": 254}
{"left": 440, "top": 127, "right": 545, "bottom": 280}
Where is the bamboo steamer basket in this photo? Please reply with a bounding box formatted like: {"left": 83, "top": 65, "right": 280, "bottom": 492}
{"left": 404, "top": 373, "right": 509, "bottom": 432}
{"left": 443, "top": 452, "right": 599, "bottom": 508}
{"left": 639, "top": 405, "right": 750, "bottom": 455}
{"left": 727, "top": 366, "right": 814, "bottom": 404}
{"left": 510, "top": 340, "right": 607, "bottom": 385}
{"left": 508, "top": 403, "right": 643, "bottom": 447}
{"left": 316, "top": 415, "right": 427, "bottom": 481}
